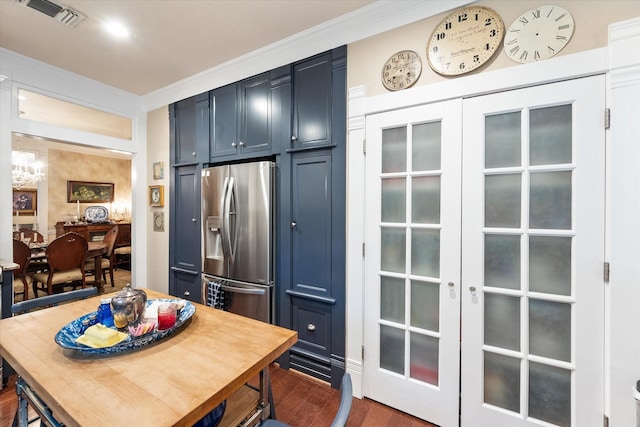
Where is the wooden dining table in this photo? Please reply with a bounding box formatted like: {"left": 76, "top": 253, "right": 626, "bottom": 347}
{"left": 0, "top": 289, "right": 297, "bottom": 426}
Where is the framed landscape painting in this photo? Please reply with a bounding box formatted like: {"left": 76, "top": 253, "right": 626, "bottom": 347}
{"left": 67, "top": 181, "right": 115, "bottom": 203}
{"left": 13, "top": 189, "right": 37, "bottom": 214}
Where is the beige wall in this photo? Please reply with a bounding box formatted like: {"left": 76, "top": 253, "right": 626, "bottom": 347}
{"left": 348, "top": 0, "right": 640, "bottom": 96}
{"left": 146, "top": 106, "right": 170, "bottom": 293}
{"left": 47, "top": 149, "right": 131, "bottom": 231}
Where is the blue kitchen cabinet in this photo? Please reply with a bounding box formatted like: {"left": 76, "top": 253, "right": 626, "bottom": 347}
{"left": 171, "top": 92, "right": 208, "bottom": 166}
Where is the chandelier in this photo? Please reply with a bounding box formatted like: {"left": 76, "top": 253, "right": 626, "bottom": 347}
{"left": 12, "top": 151, "right": 45, "bottom": 189}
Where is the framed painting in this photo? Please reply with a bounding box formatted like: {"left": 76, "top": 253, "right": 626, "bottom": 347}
{"left": 13, "top": 189, "right": 37, "bottom": 214}
{"left": 149, "top": 185, "right": 164, "bottom": 207}
{"left": 153, "top": 161, "right": 164, "bottom": 179}
{"left": 67, "top": 181, "right": 115, "bottom": 203}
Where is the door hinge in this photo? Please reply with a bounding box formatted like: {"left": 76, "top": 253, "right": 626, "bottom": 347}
{"left": 362, "top": 242, "right": 365, "bottom": 257}
{"left": 363, "top": 139, "right": 366, "bottom": 155}
{"left": 604, "top": 108, "right": 611, "bottom": 129}
{"left": 603, "top": 414, "right": 609, "bottom": 427}
{"left": 362, "top": 345, "right": 365, "bottom": 361}
{"left": 604, "top": 262, "right": 610, "bottom": 283}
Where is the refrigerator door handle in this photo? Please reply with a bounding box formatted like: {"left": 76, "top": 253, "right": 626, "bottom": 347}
{"left": 220, "top": 283, "right": 267, "bottom": 296}
{"left": 220, "top": 176, "right": 231, "bottom": 260}
{"left": 223, "top": 176, "right": 236, "bottom": 261}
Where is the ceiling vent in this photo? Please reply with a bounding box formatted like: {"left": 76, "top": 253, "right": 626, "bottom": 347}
{"left": 16, "top": 0, "right": 85, "bottom": 27}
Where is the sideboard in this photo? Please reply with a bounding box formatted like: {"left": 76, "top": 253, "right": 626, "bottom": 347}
{"left": 55, "top": 222, "right": 131, "bottom": 249}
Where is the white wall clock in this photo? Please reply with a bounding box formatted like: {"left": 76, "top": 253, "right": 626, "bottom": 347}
{"left": 504, "top": 5, "right": 575, "bottom": 63}
{"left": 381, "top": 50, "right": 422, "bottom": 91}
{"left": 427, "top": 6, "right": 504, "bottom": 76}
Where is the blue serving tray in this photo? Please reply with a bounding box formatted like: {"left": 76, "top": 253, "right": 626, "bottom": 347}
{"left": 55, "top": 299, "right": 195, "bottom": 355}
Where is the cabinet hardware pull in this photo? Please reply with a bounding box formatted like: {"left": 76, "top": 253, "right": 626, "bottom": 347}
{"left": 239, "top": 141, "right": 245, "bottom": 146}
{"left": 291, "top": 135, "right": 297, "bottom": 141}
{"left": 469, "top": 286, "right": 477, "bottom": 294}
{"left": 184, "top": 291, "right": 190, "bottom": 296}
{"left": 448, "top": 282, "right": 455, "bottom": 288}
{"left": 192, "top": 218, "right": 197, "bottom": 223}
{"left": 291, "top": 221, "right": 297, "bottom": 229}
{"left": 192, "top": 152, "right": 197, "bottom": 157}
{"left": 307, "top": 323, "right": 316, "bottom": 331}
{"left": 231, "top": 142, "right": 237, "bottom": 147}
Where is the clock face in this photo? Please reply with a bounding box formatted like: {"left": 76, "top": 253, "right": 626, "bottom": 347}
{"left": 504, "top": 5, "right": 574, "bottom": 63}
{"left": 427, "top": 6, "right": 504, "bottom": 76}
{"left": 381, "top": 50, "right": 422, "bottom": 91}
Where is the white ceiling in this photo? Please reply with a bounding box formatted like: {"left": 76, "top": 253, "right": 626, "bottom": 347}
{"left": 0, "top": 0, "right": 375, "bottom": 96}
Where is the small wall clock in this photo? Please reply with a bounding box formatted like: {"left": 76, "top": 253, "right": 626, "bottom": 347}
{"left": 504, "top": 5, "right": 574, "bottom": 63}
{"left": 381, "top": 50, "right": 422, "bottom": 91}
{"left": 427, "top": 6, "right": 504, "bottom": 76}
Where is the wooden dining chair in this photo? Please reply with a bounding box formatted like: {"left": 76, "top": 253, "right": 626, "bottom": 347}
{"left": 32, "top": 232, "right": 88, "bottom": 297}
{"left": 257, "top": 373, "right": 352, "bottom": 427}
{"left": 12, "top": 239, "right": 31, "bottom": 301}
{"left": 84, "top": 225, "right": 119, "bottom": 286}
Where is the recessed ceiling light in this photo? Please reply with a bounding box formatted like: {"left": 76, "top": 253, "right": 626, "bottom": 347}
{"left": 104, "top": 21, "right": 130, "bottom": 38}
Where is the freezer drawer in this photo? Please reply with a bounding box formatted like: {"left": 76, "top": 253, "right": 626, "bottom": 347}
{"left": 202, "top": 275, "right": 273, "bottom": 324}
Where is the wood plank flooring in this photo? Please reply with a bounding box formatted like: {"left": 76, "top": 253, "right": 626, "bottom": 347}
{"left": 1, "top": 365, "right": 439, "bottom": 426}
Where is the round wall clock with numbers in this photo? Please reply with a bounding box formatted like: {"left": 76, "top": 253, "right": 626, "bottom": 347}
{"left": 504, "top": 5, "right": 575, "bottom": 63}
{"left": 427, "top": 6, "right": 504, "bottom": 76}
{"left": 381, "top": 50, "right": 422, "bottom": 91}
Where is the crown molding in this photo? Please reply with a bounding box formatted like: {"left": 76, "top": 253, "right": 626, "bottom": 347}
{"left": 143, "top": 0, "right": 473, "bottom": 111}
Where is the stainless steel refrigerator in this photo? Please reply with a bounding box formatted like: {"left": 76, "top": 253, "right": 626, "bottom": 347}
{"left": 201, "top": 161, "right": 275, "bottom": 323}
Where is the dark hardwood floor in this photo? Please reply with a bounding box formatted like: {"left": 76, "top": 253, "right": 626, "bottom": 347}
{"left": 1, "top": 365, "right": 439, "bottom": 427}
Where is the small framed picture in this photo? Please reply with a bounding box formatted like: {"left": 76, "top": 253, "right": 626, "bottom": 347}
{"left": 149, "top": 185, "right": 164, "bottom": 207}
{"left": 13, "top": 189, "right": 37, "bottom": 214}
{"left": 153, "top": 212, "right": 165, "bottom": 232}
{"left": 153, "top": 161, "right": 164, "bottom": 180}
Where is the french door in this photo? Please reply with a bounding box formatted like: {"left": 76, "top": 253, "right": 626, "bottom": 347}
{"left": 363, "top": 75, "right": 605, "bottom": 427}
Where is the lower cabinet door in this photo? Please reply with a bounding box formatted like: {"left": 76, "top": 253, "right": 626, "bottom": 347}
{"left": 170, "top": 268, "right": 201, "bottom": 304}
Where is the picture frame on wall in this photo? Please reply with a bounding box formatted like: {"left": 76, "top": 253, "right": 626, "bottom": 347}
{"left": 12, "top": 189, "right": 37, "bottom": 214}
{"left": 67, "top": 181, "right": 114, "bottom": 203}
{"left": 149, "top": 185, "right": 164, "bottom": 207}
{"left": 153, "top": 212, "right": 165, "bottom": 232}
{"left": 153, "top": 161, "right": 164, "bottom": 179}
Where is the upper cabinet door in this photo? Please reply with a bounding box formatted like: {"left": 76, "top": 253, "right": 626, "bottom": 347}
{"left": 292, "top": 52, "right": 332, "bottom": 149}
{"left": 210, "top": 83, "right": 239, "bottom": 159}
{"left": 239, "top": 72, "right": 272, "bottom": 155}
{"left": 170, "top": 93, "right": 209, "bottom": 165}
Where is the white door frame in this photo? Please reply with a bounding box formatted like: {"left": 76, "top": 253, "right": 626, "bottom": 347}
{"left": 346, "top": 17, "right": 640, "bottom": 427}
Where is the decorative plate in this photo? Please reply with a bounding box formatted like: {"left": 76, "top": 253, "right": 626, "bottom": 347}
{"left": 55, "top": 299, "right": 195, "bottom": 355}
{"left": 84, "top": 206, "right": 109, "bottom": 223}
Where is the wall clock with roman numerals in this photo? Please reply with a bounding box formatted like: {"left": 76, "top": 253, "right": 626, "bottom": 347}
{"left": 504, "top": 5, "right": 575, "bottom": 63}
{"left": 427, "top": 6, "right": 504, "bottom": 76}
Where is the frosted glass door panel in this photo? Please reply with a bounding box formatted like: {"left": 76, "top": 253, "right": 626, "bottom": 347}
{"left": 484, "top": 234, "right": 521, "bottom": 289}
{"left": 382, "top": 127, "right": 407, "bottom": 173}
{"left": 410, "top": 333, "right": 439, "bottom": 385}
{"left": 411, "top": 280, "right": 440, "bottom": 331}
{"left": 485, "top": 112, "right": 521, "bottom": 168}
{"left": 530, "top": 105, "right": 572, "bottom": 166}
{"left": 530, "top": 171, "right": 572, "bottom": 229}
{"left": 412, "top": 176, "right": 440, "bottom": 223}
{"left": 381, "top": 228, "right": 405, "bottom": 273}
{"left": 484, "top": 352, "right": 520, "bottom": 413}
{"left": 411, "top": 229, "right": 440, "bottom": 278}
{"left": 485, "top": 174, "right": 522, "bottom": 228}
{"left": 529, "top": 362, "right": 571, "bottom": 426}
{"left": 381, "top": 178, "right": 406, "bottom": 223}
{"left": 381, "top": 276, "right": 405, "bottom": 323}
{"left": 412, "top": 122, "right": 441, "bottom": 171}
{"left": 529, "top": 236, "right": 572, "bottom": 295}
{"left": 380, "top": 325, "right": 404, "bottom": 374}
{"left": 484, "top": 294, "right": 520, "bottom": 351}
{"left": 529, "top": 299, "right": 571, "bottom": 362}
